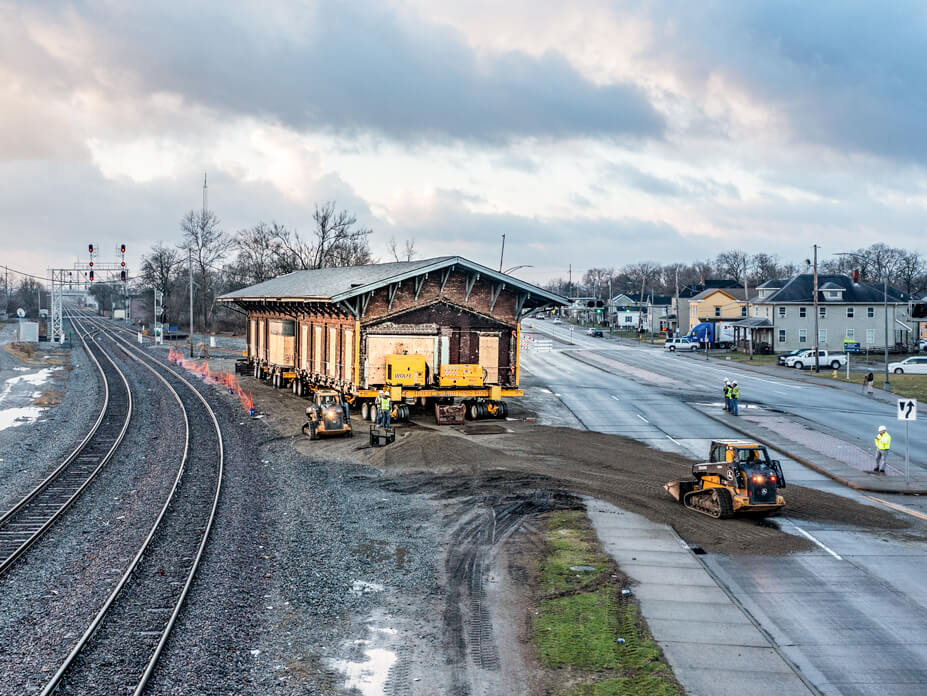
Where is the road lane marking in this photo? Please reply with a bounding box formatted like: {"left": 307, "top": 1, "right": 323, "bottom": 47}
{"left": 790, "top": 524, "right": 842, "bottom": 560}
{"left": 611, "top": 395, "right": 621, "bottom": 401}
{"left": 636, "top": 414, "right": 649, "bottom": 423}
{"left": 864, "top": 496, "right": 927, "bottom": 522}
{"left": 666, "top": 435, "right": 682, "bottom": 446}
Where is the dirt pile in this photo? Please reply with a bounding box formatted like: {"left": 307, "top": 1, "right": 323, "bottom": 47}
{"left": 366, "top": 424, "right": 918, "bottom": 555}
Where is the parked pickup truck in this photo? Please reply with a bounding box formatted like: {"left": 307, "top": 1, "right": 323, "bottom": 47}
{"left": 784, "top": 350, "right": 847, "bottom": 370}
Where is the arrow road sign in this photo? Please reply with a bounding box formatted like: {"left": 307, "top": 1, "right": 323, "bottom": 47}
{"left": 897, "top": 398, "right": 918, "bottom": 422}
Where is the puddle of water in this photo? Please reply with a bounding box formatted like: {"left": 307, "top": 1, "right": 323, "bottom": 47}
{"left": 330, "top": 647, "right": 397, "bottom": 696}
{"left": 0, "top": 406, "right": 46, "bottom": 431}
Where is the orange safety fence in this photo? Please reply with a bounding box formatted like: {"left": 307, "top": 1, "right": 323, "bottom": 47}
{"left": 168, "top": 347, "right": 255, "bottom": 415}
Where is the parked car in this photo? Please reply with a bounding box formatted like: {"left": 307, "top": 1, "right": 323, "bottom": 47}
{"left": 917, "top": 338, "right": 927, "bottom": 352}
{"left": 664, "top": 337, "right": 698, "bottom": 352}
{"left": 535, "top": 314, "right": 546, "bottom": 320}
{"left": 586, "top": 328, "right": 603, "bottom": 337}
{"left": 785, "top": 350, "right": 846, "bottom": 370}
{"left": 777, "top": 349, "right": 804, "bottom": 366}
{"left": 888, "top": 356, "right": 927, "bottom": 374}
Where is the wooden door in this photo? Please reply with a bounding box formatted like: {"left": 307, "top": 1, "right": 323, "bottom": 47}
{"left": 479, "top": 334, "right": 499, "bottom": 383}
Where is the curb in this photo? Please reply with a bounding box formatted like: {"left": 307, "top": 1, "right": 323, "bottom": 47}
{"left": 694, "top": 406, "right": 927, "bottom": 495}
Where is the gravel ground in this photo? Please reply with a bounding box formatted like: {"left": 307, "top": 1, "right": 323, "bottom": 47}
{"left": 0, "top": 328, "right": 186, "bottom": 695}
{"left": 0, "top": 323, "right": 101, "bottom": 513}
{"left": 146, "top": 357, "right": 450, "bottom": 695}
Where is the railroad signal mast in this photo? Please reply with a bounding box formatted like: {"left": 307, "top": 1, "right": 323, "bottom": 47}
{"left": 48, "top": 244, "right": 130, "bottom": 343}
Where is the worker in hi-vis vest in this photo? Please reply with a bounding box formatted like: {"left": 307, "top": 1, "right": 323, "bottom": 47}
{"left": 378, "top": 389, "right": 392, "bottom": 428}
{"left": 873, "top": 425, "right": 891, "bottom": 474}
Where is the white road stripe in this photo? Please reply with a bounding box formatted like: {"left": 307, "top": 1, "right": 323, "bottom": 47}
{"left": 666, "top": 435, "right": 682, "bottom": 446}
{"left": 790, "top": 524, "right": 843, "bottom": 560}
{"left": 636, "top": 414, "right": 649, "bottom": 423}
{"left": 611, "top": 395, "right": 621, "bottom": 401}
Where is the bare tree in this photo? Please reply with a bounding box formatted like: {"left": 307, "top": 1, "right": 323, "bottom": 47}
{"left": 233, "top": 222, "right": 286, "bottom": 284}
{"left": 268, "top": 203, "right": 373, "bottom": 272}
{"left": 179, "top": 209, "right": 231, "bottom": 332}
{"left": 750, "top": 252, "right": 781, "bottom": 285}
{"left": 140, "top": 243, "right": 181, "bottom": 324}
{"left": 893, "top": 250, "right": 924, "bottom": 294}
{"left": 715, "top": 250, "right": 749, "bottom": 283}
{"left": 388, "top": 236, "right": 417, "bottom": 262}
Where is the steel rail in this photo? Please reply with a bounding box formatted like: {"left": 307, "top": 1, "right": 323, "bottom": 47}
{"left": 40, "top": 315, "right": 223, "bottom": 696}
{"left": 0, "top": 316, "right": 133, "bottom": 576}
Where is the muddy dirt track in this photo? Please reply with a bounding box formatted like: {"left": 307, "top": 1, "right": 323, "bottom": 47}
{"left": 364, "top": 422, "right": 919, "bottom": 555}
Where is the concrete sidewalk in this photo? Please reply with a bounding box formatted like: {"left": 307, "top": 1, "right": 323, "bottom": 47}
{"left": 586, "top": 498, "right": 817, "bottom": 696}
{"left": 692, "top": 403, "right": 927, "bottom": 494}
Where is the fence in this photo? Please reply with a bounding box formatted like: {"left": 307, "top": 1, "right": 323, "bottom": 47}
{"left": 168, "top": 347, "right": 255, "bottom": 415}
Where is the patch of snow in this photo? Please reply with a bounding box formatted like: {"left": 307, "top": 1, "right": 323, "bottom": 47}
{"left": 0, "top": 406, "right": 46, "bottom": 431}
{"left": 350, "top": 580, "right": 384, "bottom": 596}
{"left": 0, "top": 368, "right": 57, "bottom": 405}
{"left": 329, "top": 648, "right": 396, "bottom": 696}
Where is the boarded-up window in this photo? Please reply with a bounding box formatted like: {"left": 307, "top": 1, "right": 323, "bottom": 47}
{"left": 313, "top": 325, "right": 323, "bottom": 374}
{"left": 479, "top": 334, "right": 499, "bottom": 383}
{"left": 328, "top": 327, "right": 338, "bottom": 377}
{"left": 268, "top": 320, "right": 295, "bottom": 366}
{"left": 257, "top": 320, "right": 265, "bottom": 360}
{"left": 300, "top": 324, "right": 310, "bottom": 370}
{"left": 344, "top": 328, "right": 353, "bottom": 383}
{"left": 249, "top": 319, "right": 257, "bottom": 358}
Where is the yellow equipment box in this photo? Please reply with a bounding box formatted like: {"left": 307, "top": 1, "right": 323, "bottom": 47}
{"left": 386, "top": 355, "right": 426, "bottom": 386}
{"left": 439, "top": 364, "right": 484, "bottom": 387}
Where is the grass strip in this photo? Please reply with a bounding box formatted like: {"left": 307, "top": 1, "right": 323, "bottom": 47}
{"left": 532, "top": 510, "right": 681, "bottom": 696}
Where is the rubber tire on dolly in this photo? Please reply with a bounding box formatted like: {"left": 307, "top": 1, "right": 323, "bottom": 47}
{"left": 361, "top": 402, "right": 370, "bottom": 421}
{"left": 470, "top": 402, "right": 482, "bottom": 420}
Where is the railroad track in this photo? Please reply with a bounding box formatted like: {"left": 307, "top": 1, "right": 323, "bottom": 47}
{"left": 38, "top": 313, "right": 224, "bottom": 696}
{"left": 0, "top": 319, "right": 132, "bottom": 576}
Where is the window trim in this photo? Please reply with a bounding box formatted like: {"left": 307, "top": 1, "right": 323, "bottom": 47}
{"left": 778, "top": 329, "right": 787, "bottom": 343}
{"left": 799, "top": 307, "right": 807, "bottom": 318}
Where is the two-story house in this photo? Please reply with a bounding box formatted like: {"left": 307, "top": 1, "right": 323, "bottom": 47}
{"left": 687, "top": 287, "right": 748, "bottom": 330}
{"left": 754, "top": 274, "right": 911, "bottom": 351}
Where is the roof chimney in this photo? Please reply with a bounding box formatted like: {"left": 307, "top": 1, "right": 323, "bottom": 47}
{"left": 852, "top": 269, "right": 860, "bottom": 283}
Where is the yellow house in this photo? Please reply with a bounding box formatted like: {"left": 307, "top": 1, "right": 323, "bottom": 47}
{"left": 687, "top": 288, "right": 748, "bottom": 329}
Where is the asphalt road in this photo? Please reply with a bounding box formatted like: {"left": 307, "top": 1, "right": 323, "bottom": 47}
{"left": 522, "top": 322, "right": 927, "bottom": 696}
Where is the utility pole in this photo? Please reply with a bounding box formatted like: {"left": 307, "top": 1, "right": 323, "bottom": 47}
{"left": 498, "top": 233, "right": 506, "bottom": 272}
{"left": 674, "top": 265, "right": 679, "bottom": 338}
{"left": 568, "top": 264, "right": 572, "bottom": 298}
{"left": 744, "top": 267, "right": 753, "bottom": 360}
{"left": 189, "top": 247, "right": 194, "bottom": 357}
{"left": 813, "top": 244, "right": 820, "bottom": 372}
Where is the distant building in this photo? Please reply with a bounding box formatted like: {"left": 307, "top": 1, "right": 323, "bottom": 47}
{"left": 753, "top": 274, "right": 911, "bottom": 351}
{"left": 609, "top": 293, "right": 672, "bottom": 331}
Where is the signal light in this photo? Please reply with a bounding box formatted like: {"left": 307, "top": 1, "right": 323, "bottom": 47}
{"left": 120, "top": 270, "right": 127, "bottom": 282}
{"left": 89, "top": 261, "right": 94, "bottom": 267}
{"left": 88, "top": 244, "right": 94, "bottom": 253}
{"left": 89, "top": 270, "right": 94, "bottom": 281}
{"left": 120, "top": 244, "right": 126, "bottom": 253}
{"left": 121, "top": 261, "right": 126, "bottom": 267}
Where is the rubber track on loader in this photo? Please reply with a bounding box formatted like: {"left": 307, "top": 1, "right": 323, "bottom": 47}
{"left": 683, "top": 487, "right": 734, "bottom": 519}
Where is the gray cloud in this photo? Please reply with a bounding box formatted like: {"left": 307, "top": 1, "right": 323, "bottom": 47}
{"left": 634, "top": 1, "right": 927, "bottom": 163}
{"left": 20, "top": 2, "right": 663, "bottom": 144}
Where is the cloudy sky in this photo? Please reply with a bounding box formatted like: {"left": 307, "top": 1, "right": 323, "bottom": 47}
{"left": 3, "top": 0, "right": 927, "bottom": 285}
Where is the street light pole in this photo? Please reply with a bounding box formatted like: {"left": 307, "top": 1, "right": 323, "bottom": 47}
{"left": 813, "top": 244, "right": 820, "bottom": 372}
{"left": 883, "top": 273, "right": 890, "bottom": 390}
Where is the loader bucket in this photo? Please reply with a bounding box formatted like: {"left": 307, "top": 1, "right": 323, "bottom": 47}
{"left": 664, "top": 480, "right": 684, "bottom": 502}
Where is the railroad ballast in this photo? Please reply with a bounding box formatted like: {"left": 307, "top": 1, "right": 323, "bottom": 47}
{"left": 219, "top": 256, "right": 568, "bottom": 421}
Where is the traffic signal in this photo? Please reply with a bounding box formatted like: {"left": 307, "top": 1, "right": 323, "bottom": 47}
{"left": 88, "top": 244, "right": 94, "bottom": 254}
{"left": 912, "top": 303, "right": 927, "bottom": 319}
{"left": 89, "top": 261, "right": 93, "bottom": 267}
{"left": 121, "top": 261, "right": 126, "bottom": 267}
{"left": 89, "top": 270, "right": 94, "bottom": 281}
{"left": 120, "top": 270, "right": 126, "bottom": 282}
{"left": 120, "top": 244, "right": 126, "bottom": 253}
